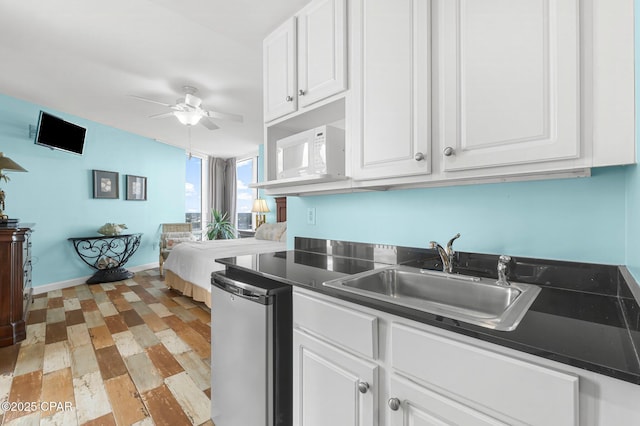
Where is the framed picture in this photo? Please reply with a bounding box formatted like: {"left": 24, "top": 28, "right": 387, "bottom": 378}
{"left": 126, "top": 175, "right": 147, "bottom": 201}
{"left": 93, "top": 170, "right": 119, "bottom": 199}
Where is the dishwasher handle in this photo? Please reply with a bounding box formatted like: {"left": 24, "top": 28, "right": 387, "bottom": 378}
{"left": 212, "top": 272, "right": 274, "bottom": 305}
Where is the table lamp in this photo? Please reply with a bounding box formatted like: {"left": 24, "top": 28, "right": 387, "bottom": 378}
{"left": 0, "top": 152, "right": 27, "bottom": 222}
{"left": 252, "top": 198, "right": 270, "bottom": 229}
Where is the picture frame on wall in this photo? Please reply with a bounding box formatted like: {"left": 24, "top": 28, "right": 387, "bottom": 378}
{"left": 126, "top": 175, "right": 147, "bottom": 201}
{"left": 92, "top": 170, "right": 119, "bottom": 199}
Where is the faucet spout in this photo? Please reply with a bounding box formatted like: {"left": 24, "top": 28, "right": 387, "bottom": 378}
{"left": 429, "top": 242, "right": 451, "bottom": 273}
{"left": 446, "top": 233, "right": 461, "bottom": 257}
{"left": 430, "top": 233, "right": 461, "bottom": 274}
{"left": 496, "top": 255, "right": 512, "bottom": 286}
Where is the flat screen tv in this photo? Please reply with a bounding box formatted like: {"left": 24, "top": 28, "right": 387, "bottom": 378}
{"left": 35, "top": 111, "right": 86, "bottom": 155}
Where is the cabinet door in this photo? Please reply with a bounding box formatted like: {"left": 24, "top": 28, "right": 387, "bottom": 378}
{"left": 388, "top": 375, "right": 508, "bottom": 426}
{"left": 353, "top": 0, "right": 431, "bottom": 180}
{"left": 293, "top": 329, "right": 376, "bottom": 426}
{"left": 264, "top": 17, "right": 297, "bottom": 122}
{"left": 297, "top": 0, "right": 347, "bottom": 108}
{"left": 439, "top": 0, "right": 579, "bottom": 171}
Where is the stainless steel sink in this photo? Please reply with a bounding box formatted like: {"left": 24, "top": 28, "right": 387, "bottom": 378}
{"left": 322, "top": 265, "right": 540, "bottom": 331}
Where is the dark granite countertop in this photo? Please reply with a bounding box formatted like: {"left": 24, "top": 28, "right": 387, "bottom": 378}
{"left": 215, "top": 239, "right": 640, "bottom": 385}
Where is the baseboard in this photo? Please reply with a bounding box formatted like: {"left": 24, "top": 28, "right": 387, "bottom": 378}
{"left": 32, "top": 262, "right": 158, "bottom": 295}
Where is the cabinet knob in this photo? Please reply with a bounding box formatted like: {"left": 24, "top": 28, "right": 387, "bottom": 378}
{"left": 285, "top": 95, "right": 293, "bottom": 102}
{"left": 358, "top": 382, "right": 369, "bottom": 394}
{"left": 298, "top": 89, "right": 306, "bottom": 96}
{"left": 414, "top": 152, "right": 425, "bottom": 161}
{"left": 443, "top": 146, "right": 455, "bottom": 156}
{"left": 388, "top": 397, "right": 401, "bottom": 411}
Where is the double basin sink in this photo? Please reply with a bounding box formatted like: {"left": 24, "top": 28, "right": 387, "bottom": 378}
{"left": 323, "top": 265, "right": 541, "bottom": 331}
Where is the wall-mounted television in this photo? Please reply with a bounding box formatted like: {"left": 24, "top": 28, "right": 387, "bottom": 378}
{"left": 35, "top": 111, "right": 86, "bottom": 155}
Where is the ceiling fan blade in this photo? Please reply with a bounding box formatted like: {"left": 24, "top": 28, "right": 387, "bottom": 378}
{"left": 199, "top": 117, "right": 220, "bottom": 131}
{"left": 129, "top": 95, "right": 173, "bottom": 107}
{"left": 204, "top": 110, "right": 243, "bottom": 123}
{"left": 149, "top": 112, "right": 175, "bottom": 119}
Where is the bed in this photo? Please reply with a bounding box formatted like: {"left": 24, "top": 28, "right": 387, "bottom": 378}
{"left": 163, "top": 221, "right": 287, "bottom": 307}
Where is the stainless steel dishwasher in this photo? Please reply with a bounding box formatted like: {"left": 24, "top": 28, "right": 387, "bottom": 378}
{"left": 211, "top": 270, "right": 292, "bottom": 426}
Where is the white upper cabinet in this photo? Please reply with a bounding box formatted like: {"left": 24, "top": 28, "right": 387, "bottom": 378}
{"left": 264, "top": 18, "right": 297, "bottom": 122}
{"left": 264, "top": 0, "right": 347, "bottom": 123}
{"left": 261, "top": 0, "right": 634, "bottom": 195}
{"left": 352, "top": 0, "right": 431, "bottom": 180}
{"left": 438, "top": 0, "right": 580, "bottom": 172}
{"left": 298, "top": 0, "right": 348, "bottom": 108}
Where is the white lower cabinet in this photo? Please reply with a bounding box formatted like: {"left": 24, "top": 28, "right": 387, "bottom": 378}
{"left": 293, "top": 329, "right": 377, "bottom": 426}
{"left": 388, "top": 375, "right": 507, "bottom": 426}
{"left": 292, "top": 288, "right": 640, "bottom": 426}
{"left": 390, "top": 322, "right": 578, "bottom": 425}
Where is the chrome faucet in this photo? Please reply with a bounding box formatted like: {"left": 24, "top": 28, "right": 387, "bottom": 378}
{"left": 496, "top": 255, "right": 511, "bottom": 286}
{"left": 429, "top": 233, "right": 461, "bottom": 274}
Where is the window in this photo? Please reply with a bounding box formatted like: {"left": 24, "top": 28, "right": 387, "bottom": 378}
{"left": 185, "top": 155, "right": 203, "bottom": 231}
{"left": 236, "top": 157, "right": 257, "bottom": 230}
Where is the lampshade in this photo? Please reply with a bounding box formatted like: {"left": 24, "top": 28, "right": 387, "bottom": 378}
{"left": 0, "top": 153, "right": 27, "bottom": 172}
{"left": 174, "top": 111, "right": 202, "bottom": 126}
{"left": 251, "top": 198, "right": 270, "bottom": 213}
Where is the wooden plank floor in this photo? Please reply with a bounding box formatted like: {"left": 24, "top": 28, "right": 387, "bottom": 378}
{"left": 0, "top": 269, "right": 214, "bottom": 426}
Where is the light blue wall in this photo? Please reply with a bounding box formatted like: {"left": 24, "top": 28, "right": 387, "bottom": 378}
{"left": 0, "top": 94, "right": 185, "bottom": 287}
{"left": 287, "top": 168, "right": 628, "bottom": 265}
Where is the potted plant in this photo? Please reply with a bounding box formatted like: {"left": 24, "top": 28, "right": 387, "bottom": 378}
{"left": 206, "top": 210, "right": 236, "bottom": 240}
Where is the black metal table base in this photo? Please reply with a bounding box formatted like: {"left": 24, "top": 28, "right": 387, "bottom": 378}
{"left": 68, "top": 233, "right": 143, "bottom": 285}
{"left": 86, "top": 267, "right": 135, "bottom": 284}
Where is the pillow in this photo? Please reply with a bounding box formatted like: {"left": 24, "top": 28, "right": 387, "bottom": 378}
{"left": 164, "top": 231, "right": 194, "bottom": 239}
{"left": 255, "top": 222, "right": 287, "bottom": 241}
{"left": 162, "top": 231, "right": 196, "bottom": 249}
{"left": 166, "top": 236, "right": 195, "bottom": 249}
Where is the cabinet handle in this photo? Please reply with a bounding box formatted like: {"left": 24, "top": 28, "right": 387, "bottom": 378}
{"left": 388, "top": 397, "right": 401, "bottom": 411}
{"left": 414, "top": 152, "right": 425, "bottom": 161}
{"left": 298, "top": 89, "right": 306, "bottom": 96}
{"left": 443, "top": 146, "right": 455, "bottom": 156}
{"left": 358, "top": 382, "right": 369, "bottom": 394}
{"left": 285, "top": 95, "right": 293, "bottom": 102}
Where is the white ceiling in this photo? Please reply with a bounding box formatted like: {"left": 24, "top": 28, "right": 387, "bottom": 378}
{"left": 0, "top": 0, "right": 309, "bottom": 157}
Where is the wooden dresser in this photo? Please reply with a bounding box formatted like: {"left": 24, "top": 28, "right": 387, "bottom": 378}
{"left": 0, "top": 226, "right": 33, "bottom": 347}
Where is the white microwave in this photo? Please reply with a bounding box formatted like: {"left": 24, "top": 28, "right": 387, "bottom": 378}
{"left": 276, "top": 125, "right": 345, "bottom": 179}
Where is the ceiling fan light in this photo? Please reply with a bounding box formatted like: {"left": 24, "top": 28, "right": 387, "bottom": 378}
{"left": 174, "top": 111, "right": 202, "bottom": 126}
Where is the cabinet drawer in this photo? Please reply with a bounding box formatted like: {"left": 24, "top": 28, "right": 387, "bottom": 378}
{"left": 293, "top": 290, "right": 378, "bottom": 359}
{"left": 391, "top": 323, "right": 578, "bottom": 425}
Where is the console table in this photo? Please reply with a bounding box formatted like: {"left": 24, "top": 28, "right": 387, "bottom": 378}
{"left": 68, "top": 233, "right": 142, "bottom": 284}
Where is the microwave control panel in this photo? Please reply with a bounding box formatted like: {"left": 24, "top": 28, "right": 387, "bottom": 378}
{"left": 313, "top": 130, "right": 327, "bottom": 170}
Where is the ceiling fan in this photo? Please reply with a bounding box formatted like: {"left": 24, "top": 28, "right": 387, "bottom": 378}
{"left": 130, "top": 85, "right": 243, "bottom": 130}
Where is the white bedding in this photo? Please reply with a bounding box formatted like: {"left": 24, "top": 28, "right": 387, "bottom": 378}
{"left": 163, "top": 237, "right": 287, "bottom": 291}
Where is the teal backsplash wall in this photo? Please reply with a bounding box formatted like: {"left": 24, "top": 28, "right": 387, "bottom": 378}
{"left": 0, "top": 94, "right": 185, "bottom": 287}
{"left": 287, "top": 167, "right": 629, "bottom": 265}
